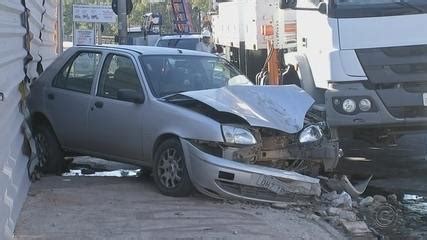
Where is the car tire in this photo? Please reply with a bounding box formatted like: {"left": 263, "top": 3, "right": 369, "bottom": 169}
{"left": 153, "top": 138, "right": 193, "bottom": 197}
{"left": 34, "top": 124, "right": 65, "bottom": 175}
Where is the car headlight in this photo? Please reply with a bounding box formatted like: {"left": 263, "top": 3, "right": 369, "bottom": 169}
{"left": 299, "top": 125, "right": 324, "bottom": 143}
{"left": 222, "top": 125, "right": 257, "bottom": 145}
{"left": 342, "top": 99, "right": 357, "bottom": 113}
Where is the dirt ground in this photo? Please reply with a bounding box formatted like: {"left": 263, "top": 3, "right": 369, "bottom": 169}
{"left": 14, "top": 176, "right": 345, "bottom": 240}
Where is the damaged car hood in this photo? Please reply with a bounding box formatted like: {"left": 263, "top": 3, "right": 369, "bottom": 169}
{"left": 178, "top": 85, "right": 315, "bottom": 134}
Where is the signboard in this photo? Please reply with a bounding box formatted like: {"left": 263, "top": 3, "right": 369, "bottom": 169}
{"left": 74, "top": 29, "right": 95, "bottom": 45}
{"left": 73, "top": 5, "right": 116, "bottom": 23}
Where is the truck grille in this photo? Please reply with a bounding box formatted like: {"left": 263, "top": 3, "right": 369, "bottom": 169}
{"left": 356, "top": 45, "right": 427, "bottom": 118}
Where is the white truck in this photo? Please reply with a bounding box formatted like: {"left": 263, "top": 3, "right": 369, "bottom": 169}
{"left": 211, "top": 0, "right": 297, "bottom": 82}
{"left": 212, "top": 0, "right": 427, "bottom": 143}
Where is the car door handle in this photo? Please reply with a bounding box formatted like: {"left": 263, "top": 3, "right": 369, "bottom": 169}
{"left": 47, "top": 93, "right": 55, "bottom": 100}
{"left": 94, "top": 101, "right": 104, "bottom": 108}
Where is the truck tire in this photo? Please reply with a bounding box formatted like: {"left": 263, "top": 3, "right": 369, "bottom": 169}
{"left": 153, "top": 138, "right": 194, "bottom": 197}
{"left": 33, "top": 124, "right": 65, "bottom": 175}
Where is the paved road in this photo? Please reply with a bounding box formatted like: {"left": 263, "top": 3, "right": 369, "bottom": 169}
{"left": 339, "top": 133, "right": 427, "bottom": 197}
{"left": 14, "top": 176, "right": 344, "bottom": 240}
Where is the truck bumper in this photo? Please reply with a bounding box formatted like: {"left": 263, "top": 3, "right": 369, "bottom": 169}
{"left": 325, "top": 83, "right": 427, "bottom": 129}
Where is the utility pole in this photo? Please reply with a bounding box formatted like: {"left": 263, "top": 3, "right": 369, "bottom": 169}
{"left": 96, "top": 0, "right": 102, "bottom": 45}
{"left": 57, "top": 0, "right": 63, "bottom": 53}
{"left": 118, "top": 0, "right": 128, "bottom": 45}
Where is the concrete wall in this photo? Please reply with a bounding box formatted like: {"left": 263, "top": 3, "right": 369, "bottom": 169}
{"left": 0, "top": 1, "right": 58, "bottom": 239}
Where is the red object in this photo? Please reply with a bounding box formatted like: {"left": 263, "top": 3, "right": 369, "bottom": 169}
{"left": 171, "top": 0, "right": 193, "bottom": 33}
{"left": 262, "top": 25, "right": 274, "bottom": 36}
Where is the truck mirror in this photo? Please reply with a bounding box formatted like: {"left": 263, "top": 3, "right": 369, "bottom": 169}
{"left": 279, "top": 0, "right": 297, "bottom": 9}
{"left": 318, "top": 2, "right": 327, "bottom": 14}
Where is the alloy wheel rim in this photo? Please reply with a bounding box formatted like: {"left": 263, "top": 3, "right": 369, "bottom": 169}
{"left": 158, "top": 148, "right": 184, "bottom": 189}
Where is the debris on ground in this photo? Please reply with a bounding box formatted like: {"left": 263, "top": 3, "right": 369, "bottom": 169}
{"left": 373, "top": 194, "right": 387, "bottom": 203}
{"left": 340, "top": 221, "right": 376, "bottom": 239}
{"left": 359, "top": 196, "right": 374, "bottom": 207}
{"left": 61, "top": 157, "right": 426, "bottom": 239}
{"left": 331, "top": 192, "right": 352, "bottom": 209}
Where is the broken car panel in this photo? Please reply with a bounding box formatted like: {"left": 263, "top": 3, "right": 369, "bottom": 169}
{"left": 178, "top": 85, "right": 314, "bottom": 134}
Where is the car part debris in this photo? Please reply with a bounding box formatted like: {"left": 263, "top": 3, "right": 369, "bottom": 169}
{"left": 323, "top": 175, "right": 373, "bottom": 198}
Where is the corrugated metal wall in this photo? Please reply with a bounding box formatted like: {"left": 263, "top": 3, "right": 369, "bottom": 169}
{"left": 0, "top": 0, "right": 58, "bottom": 239}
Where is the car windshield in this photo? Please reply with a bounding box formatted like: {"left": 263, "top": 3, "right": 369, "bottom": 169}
{"left": 140, "top": 55, "right": 252, "bottom": 97}
{"left": 156, "top": 38, "right": 200, "bottom": 51}
{"left": 331, "top": 0, "right": 427, "bottom": 18}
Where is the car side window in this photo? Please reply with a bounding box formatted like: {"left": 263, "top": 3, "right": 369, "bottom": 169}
{"left": 97, "top": 54, "right": 142, "bottom": 100}
{"left": 53, "top": 52, "right": 101, "bottom": 94}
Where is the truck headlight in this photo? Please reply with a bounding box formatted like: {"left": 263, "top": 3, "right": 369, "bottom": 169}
{"left": 359, "top": 99, "right": 372, "bottom": 112}
{"left": 222, "top": 125, "right": 257, "bottom": 145}
{"left": 342, "top": 99, "right": 357, "bottom": 113}
{"left": 299, "top": 125, "right": 323, "bottom": 143}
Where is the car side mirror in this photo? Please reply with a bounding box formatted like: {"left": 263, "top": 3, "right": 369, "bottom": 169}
{"left": 117, "top": 89, "right": 145, "bottom": 104}
{"left": 280, "top": 0, "right": 297, "bottom": 9}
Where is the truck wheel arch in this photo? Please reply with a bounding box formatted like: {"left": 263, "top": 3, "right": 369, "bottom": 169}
{"left": 284, "top": 53, "right": 325, "bottom": 104}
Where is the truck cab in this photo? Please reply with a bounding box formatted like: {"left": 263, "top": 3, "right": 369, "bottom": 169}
{"left": 283, "top": 0, "right": 427, "bottom": 141}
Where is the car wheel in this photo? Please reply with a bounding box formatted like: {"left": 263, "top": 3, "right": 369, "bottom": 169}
{"left": 34, "top": 124, "right": 65, "bottom": 175}
{"left": 153, "top": 138, "right": 193, "bottom": 197}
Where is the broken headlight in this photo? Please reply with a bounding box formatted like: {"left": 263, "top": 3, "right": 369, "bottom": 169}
{"left": 299, "top": 125, "right": 323, "bottom": 143}
{"left": 222, "top": 125, "right": 257, "bottom": 145}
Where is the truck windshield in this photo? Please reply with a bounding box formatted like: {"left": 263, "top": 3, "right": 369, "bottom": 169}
{"left": 331, "top": 0, "right": 427, "bottom": 18}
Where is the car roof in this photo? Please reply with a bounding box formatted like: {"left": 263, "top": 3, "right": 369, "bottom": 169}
{"left": 158, "top": 34, "right": 202, "bottom": 40}
{"left": 71, "top": 45, "right": 213, "bottom": 57}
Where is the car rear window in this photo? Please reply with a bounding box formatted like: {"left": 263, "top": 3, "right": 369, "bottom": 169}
{"left": 53, "top": 52, "right": 101, "bottom": 94}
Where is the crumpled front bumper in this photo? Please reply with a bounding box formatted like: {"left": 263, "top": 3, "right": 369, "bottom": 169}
{"left": 180, "top": 139, "right": 321, "bottom": 203}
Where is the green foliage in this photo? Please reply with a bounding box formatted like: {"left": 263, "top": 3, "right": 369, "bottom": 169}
{"left": 189, "top": 0, "right": 209, "bottom": 12}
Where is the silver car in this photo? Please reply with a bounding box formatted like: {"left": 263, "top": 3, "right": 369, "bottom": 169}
{"left": 29, "top": 46, "right": 340, "bottom": 202}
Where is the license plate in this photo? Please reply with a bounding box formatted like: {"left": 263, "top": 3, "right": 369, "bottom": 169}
{"left": 424, "top": 93, "right": 427, "bottom": 106}
{"left": 256, "top": 175, "right": 287, "bottom": 194}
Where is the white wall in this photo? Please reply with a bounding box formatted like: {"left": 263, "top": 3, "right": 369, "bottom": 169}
{"left": 0, "top": 0, "right": 58, "bottom": 239}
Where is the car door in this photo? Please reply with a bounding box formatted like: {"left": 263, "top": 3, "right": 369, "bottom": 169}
{"left": 46, "top": 51, "right": 102, "bottom": 151}
{"left": 87, "top": 53, "right": 145, "bottom": 162}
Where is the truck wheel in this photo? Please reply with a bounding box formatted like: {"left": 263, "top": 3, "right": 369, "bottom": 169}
{"left": 153, "top": 138, "right": 193, "bottom": 197}
{"left": 34, "top": 124, "right": 65, "bottom": 175}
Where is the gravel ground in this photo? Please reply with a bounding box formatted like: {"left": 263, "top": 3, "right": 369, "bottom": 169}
{"left": 14, "top": 175, "right": 345, "bottom": 240}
